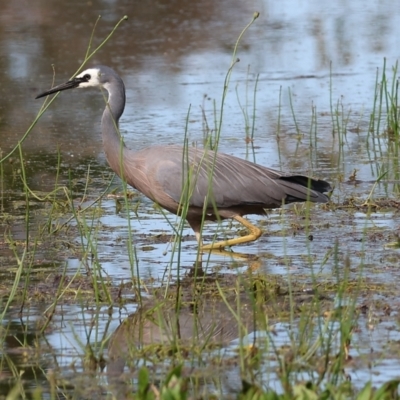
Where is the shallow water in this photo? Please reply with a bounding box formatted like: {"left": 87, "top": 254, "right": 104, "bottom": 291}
{"left": 1, "top": 0, "right": 400, "bottom": 396}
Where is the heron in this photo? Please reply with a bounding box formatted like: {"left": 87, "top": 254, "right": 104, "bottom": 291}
{"left": 36, "top": 65, "right": 331, "bottom": 251}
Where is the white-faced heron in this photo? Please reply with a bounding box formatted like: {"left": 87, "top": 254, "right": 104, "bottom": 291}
{"left": 36, "top": 66, "right": 331, "bottom": 250}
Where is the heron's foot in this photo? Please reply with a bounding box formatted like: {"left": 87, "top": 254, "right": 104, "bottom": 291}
{"left": 201, "top": 216, "right": 263, "bottom": 251}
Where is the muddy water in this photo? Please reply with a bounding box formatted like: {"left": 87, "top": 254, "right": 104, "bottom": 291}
{"left": 1, "top": 0, "right": 400, "bottom": 397}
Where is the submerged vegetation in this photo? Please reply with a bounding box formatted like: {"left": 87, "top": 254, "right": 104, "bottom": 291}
{"left": 1, "top": 13, "right": 400, "bottom": 400}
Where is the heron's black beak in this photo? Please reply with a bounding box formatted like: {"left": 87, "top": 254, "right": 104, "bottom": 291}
{"left": 35, "top": 76, "right": 84, "bottom": 99}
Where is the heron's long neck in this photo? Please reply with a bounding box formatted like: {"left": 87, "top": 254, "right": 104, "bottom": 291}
{"left": 101, "top": 81, "right": 126, "bottom": 178}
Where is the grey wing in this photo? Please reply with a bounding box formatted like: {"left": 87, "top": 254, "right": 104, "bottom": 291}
{"left": 155, "top": 146, "right": 327, "bottom": 208}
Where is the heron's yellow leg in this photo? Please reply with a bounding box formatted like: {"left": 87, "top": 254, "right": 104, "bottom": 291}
{"left": 201, "top": 216, "right": 262, "bottom": 250}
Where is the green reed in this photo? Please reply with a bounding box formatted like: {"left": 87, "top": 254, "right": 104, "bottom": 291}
{"left": 367, "top": 59, "right": 400, "bottom": 191}
{"left": 235, "top": 66, "right": 260, "bottom": 162}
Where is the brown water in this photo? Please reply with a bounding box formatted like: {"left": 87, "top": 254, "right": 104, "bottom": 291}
{"left": 1, "top": 0, "right": 400, "bottom": 397}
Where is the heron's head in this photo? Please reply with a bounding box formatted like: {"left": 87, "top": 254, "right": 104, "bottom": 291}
{"left": 35, "top": 66, "right": 115, "bottom": 99}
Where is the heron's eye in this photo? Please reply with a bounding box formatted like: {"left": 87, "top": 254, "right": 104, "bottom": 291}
{"left": 83, "top": 74, "right": 91, "bottom": 81}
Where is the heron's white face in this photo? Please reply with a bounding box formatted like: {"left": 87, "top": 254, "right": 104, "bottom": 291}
{"left": 36, "top": 65, "right": 123, "bottom": 100}
{"left": 76, "top": 68, "right": 102, "bottom": 88}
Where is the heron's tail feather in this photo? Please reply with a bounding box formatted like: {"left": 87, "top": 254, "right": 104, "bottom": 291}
{"left": 278, "top": 175, "right": 331, "bottom": 203}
